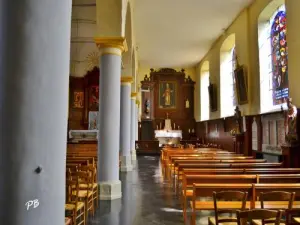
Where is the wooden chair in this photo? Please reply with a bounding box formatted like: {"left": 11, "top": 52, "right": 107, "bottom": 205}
{"left": 285, "top": 209, "right": 300, "bottom": 225}
{"left": 236, "top": 209, "right": 282, "bottom": 225}
{"left": 79, "top": 166, "right": 99, "bottom": 208}
{"left": 65, "top": 178, "right": 86, "bottom": 225}
{"left": 253, "top": 191, "right": 295, "bottom": 225}
{"left": 71, "top": 171, "right": 94, "bottom": 221}
{"left": 208, "top": 191, "right": 248, "bottom": 225}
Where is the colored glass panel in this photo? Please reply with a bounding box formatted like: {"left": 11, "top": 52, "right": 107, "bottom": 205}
{"left": 271, "top": 10, "right": 288, "bottom": 105}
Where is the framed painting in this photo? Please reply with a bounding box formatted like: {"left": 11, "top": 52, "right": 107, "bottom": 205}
{"left": 208, "top": 83, "right": 217, "bottom": 112}
{"left": 73, "top": 91, "right": 84, "bottom": 108}
{"left": 159, "top": 81, "right": 176, "bottom": 109}
{"left": 234, "top": 65, "right": 248, "bottom": 105}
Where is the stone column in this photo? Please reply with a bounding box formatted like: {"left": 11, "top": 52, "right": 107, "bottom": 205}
{"left": 0, "top": 0, "right": 72, "bottom": 224}
{"left": 286, "top": 0, "right": 300, "bottom": 107}
{"left": 136, "top": 101, "right": 140, "bottom": 141}
{"left": 130, "top": 93, "right": 137, "bottom": 162}
{"left": 120, "top": 77, "right": 133, "bottom": 172}
{"left": 95, "top": 37, "right": 128, "bottom": 200}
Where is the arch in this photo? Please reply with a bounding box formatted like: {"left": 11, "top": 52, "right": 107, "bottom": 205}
{"left": 220, "top": 33, "right": 236, "bottom": 117}
{"left": 122, "top": 1, "right": 133, "bottom": 77}
{"left": 200, "top": 61, "right": 210, "bottom": 121}
{"left": 258, "top": 0, "right": 288, "bottom": 113}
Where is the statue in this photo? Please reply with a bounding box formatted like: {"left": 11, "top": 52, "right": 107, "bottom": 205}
{"left": 234, "top": 106, "right": 242, "bottom": 134}
{"left": 144, "top": 74, "right": 150, "bottom": 81}
{"left": 285, "top": 98, "right": 298, "bottom": 145}
{"left": 162, "top": 83, "right": 173, "bottom": 106}
{"left": 144, "top": 99, "right": 150, "bottom": 114}
{"left": 185, "top": 99, "right": 190, "bottom": 108}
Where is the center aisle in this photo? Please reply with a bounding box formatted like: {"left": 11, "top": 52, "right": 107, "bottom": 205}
{"left": 89, "top": 155, "right": 185, "bottom": 225}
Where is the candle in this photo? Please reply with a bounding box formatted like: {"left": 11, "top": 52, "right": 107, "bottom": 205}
{"left": 174, "top": 123, "right": 175, "bottom": 129}
{"left": 160, "top": 122, "right": 162, "bottom": 130}
{"left": 156, "top": 125, "right": 158, "bottom": 130}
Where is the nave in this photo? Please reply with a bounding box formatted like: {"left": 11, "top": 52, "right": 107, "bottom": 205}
{"left": 88, "top": 156, "right": 184, "bottom": 225}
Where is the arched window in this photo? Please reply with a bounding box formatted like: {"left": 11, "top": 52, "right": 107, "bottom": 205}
{"left": 259, "top": 4, "right": 288, "bottom": 113}
{"left": 220, "top": 34, "right": 236, "bottom": 117}
{"left": 201, "top": 61, "right": 209, "bottom": 121}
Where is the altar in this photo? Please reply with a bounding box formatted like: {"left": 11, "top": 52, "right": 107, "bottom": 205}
{"left": 154, "top": 118, "right": 182, "bottom": 146}
{"left": 69, "top": 130, "right": 98, "bottom": 142}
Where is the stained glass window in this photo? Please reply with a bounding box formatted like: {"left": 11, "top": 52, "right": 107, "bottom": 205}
{"left": 271, "top": 10, "right": 288, "bottom": 104}
{"left": 220, "top": 45, "right": 236, "bottom": 117}
{"left": 259, "top": 5, "right": 288, "bottom": 113}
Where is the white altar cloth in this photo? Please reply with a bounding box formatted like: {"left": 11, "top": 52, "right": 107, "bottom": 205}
{"left": 155, "top": 130, "right": 182, "bottom": 138}
{"left": 155, "top": 130, "right": 182, "bottom": 146}
{"left": 69, "top": 130, "right": 98, "bottom": 142}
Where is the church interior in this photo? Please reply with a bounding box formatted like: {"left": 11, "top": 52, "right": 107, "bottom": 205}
{"left": 2, "top": 0, "right": 300, "bottom": 224}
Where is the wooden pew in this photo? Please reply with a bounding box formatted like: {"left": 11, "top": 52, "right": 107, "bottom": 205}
{"left": 174, "top": 162, "right": 282, "bottom": 180}
{"left": 165, "top": 156, "right": 255, "bottom": 175}
{"left": 182, "top": 175, "right": 257, "bottom": 222}
{"left": 189, "top": 183, "right": 300, "bottom": 225}
{"left": 182, "top": 174, "right": 300, "bottom": 220}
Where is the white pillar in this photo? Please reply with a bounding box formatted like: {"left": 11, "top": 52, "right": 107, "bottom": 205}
{"left": 136, "top": 103, "right": 139, "bottom": 141}
{"left": 130, "top": 93, "right": 137, "bottom": 162}
{"left": 0, "top": 0, "right": 72, "bottom": 224}
{"left": 120, "top": 77, "right": 133, "bottom": 172}
{"left": 95, "top": 37, "right": 128, "bottom": 200}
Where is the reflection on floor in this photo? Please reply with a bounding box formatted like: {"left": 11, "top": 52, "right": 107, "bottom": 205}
{"left": 88, "top": 155, "right": 210, "bottom": 225}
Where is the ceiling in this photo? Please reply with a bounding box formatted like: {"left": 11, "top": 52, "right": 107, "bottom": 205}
{"left": 134, "top": 0, "right": 253, "bottom": 68}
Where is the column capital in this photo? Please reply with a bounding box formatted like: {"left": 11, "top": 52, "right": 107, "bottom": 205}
{"left": 121, "top": 76, "right": 133, "bottom": 86}
{"left": 131, "top": 92, "right": 137, "bottom": 99}
{"left": 94, "top": 37, "right": 128, "bottom": 56}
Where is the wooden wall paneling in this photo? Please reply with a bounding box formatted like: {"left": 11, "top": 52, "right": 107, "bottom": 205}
{"left": 68, "top": 67, "right": 99, "bottom": 131}
{"left": 244, "top": 116, "right": 253, "bottom": 156}
{"left": 196, "top": 117, "right": 237, "bottom": 152}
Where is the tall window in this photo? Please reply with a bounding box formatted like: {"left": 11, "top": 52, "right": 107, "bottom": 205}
{"left": 220, "top": 35, "right": 236, "bottom": 117}
{"left": 259, "top": 4, "right": 288, "bottom": 113}
{"left": 201, "top": 62, "right": 209, "bottom": 121}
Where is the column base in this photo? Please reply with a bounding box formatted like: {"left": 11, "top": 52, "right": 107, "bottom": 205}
{"left": 120, "top": 155, "right": 133, "bottom": 172}
{"left": 131, "top": 149, "right": 137, "bottom": 161}
{"left": 98, "top": 180, "right": 122, "bottom": 200}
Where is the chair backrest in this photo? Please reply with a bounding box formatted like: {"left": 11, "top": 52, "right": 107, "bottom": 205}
{"left": 213, "top": 191, "right": 248, "bottom": 225}
{"left": 260, "top": 191, "right": 295, "bottom": 209}
{"left": 237, "top": 209, "right": 282, "bottom": 225}
{"left": 285, "top": 209, "right": 300, "bottom": 225}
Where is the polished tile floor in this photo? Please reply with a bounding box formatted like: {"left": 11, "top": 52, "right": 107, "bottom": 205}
{"left": 89, "top": 155, "right": 210, "bottom": 225}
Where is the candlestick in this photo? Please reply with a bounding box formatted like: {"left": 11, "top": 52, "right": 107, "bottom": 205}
{"left": 156, "top": 125, "right": 158, "bottom": 130}
{"left": 174, "top": 123, "right": 175, "bottom": 130}
{"left": 160, "top": 122, "right": 162, "bottom": 130}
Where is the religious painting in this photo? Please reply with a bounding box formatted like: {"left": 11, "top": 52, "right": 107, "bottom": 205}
{"left": 88, "top": 111, "right": 99, "bottom": 130}
{"left": 208, "top": 83, "right": 217, "bottom": 112}
{"left": 73, "top": 91, "right": 84, "bottom": 108}
{"left": 89, "top": 85, "right": 99, "bottom": 110}
{"left": 234, "top": 65, "right": 248, "bottom": 105}
{"left": 271, "top": 10, "right": 288, "bottom": 105}
{"left": 159, "top": 81, "right": 176, "bottom": 109}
